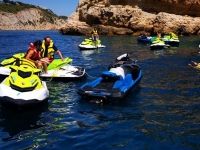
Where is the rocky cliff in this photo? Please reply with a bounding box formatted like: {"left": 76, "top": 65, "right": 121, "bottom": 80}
{"left": 0, "top": 8, "right": 67, "bottom": 30}
{"left": 106, "top": 0, "right": 200, "bottom": 17}
{"left": 59, "top": 0, "right": 200, "bottom": 36}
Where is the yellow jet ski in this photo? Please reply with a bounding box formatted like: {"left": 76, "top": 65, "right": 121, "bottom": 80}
{"left": 78, "top": 38, "right": 106, "bottom": 50}
{"left": 0, "top": 53, "right": 86, "bottom": 81}
{"left": 0, "top": 64, "right": 49, "bottom": 107}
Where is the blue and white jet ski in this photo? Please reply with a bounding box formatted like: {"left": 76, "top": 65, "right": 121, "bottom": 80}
{"left": 77, "top": 53, "right": 143, "bottom": 103}
{"left": 137, "top": 35, "right": 152, "bottom": 43}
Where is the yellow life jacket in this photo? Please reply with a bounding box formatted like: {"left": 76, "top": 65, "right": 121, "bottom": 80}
{"left": 197, "top": 63, "right": 200, "bottom": 69}
{"left": 41, "top": 40, "right": 55, "bottom": 59}
{"left": 93, "top": 30, "right": 98, "bottom": 35}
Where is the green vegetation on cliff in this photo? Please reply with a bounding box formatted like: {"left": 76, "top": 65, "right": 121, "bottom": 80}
{"left": 0, "top": 1, "right": 36, "bottom": 13}
{"left": 0, "top": 1, "right": 68, "bottom": 23}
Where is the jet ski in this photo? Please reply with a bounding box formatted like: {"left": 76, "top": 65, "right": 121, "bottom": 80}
{"left": 40, "top": 58, "right": 86, "bottom": 81}
{"left": 0, "top": 64, "right": 49, "bottom": 107}
{"left": 77, "top": 53, "right": 143, "bottom": 103}
{"left": 0, "top": 53, "right": 86, "bottom": 81}
{"left": 150, "top": 37, "right": 170, "bottom": 50}
{"left": 137, "top": 35, "right": 152, "bottom": 43}
{"left": 161, "top": 32, "right": 180, "bottom": 47}
{"left": 78, "top": 38, "right": 106, "bottom": 50}
{"left": 0, "top": 53, "right": 25, "bottom": 80}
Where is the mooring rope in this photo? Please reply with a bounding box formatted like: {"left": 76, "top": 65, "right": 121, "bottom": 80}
{"left": 85, "top": 71, "right": 97, "bottom": 78}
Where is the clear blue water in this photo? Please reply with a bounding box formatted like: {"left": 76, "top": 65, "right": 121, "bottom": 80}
{"left": 0, "top": 30, "right": 200, "bottom": 150}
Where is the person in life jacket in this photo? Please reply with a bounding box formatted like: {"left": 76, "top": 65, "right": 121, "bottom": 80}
{"left": 40, "top": 36, "right": 65, "bottom": 74}
{"left": 25, "top": 40, "right": 43, "bottom": 69}
{"left": 91, "top": 27, "right": 99, "bottom": 47}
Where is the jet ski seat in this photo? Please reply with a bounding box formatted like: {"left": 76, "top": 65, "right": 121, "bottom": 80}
{"left": 102, "top": 67, "right": 125, "bottom": 81}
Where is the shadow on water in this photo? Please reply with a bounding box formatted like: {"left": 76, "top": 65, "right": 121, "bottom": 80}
{"left": 0, "top": 100, "right": 48, "bottom": 139}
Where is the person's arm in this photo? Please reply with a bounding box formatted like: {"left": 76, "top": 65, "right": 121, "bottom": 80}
{"left": 56, "top": 50, "right": 65, "bottom": 61}
{"left": 38, "top": 51, "right": 42, "bottom": 60}
{"left": 25, "top": 50, "right": 37, "bottom": 63}
{"left": 91, "top": 31, "right": 94, "bottom": 40}
{"left": 188, "top": 64, "right": 198, "bottom": 69}
{"left": 53, "top": 44, "right": 64, "bottom": 61}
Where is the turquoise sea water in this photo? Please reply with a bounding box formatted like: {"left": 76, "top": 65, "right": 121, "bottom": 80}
{"left": 0, "top": 30, "right": 200, "bottom": 150}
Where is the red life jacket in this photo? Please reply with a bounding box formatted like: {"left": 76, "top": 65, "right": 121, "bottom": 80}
{"left": 26, "top": 43, "right": 40, "bottom": 61}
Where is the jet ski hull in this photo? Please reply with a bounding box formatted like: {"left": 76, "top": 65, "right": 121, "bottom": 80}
{"left": 150, "top": 43, "right": 170, "bottom": 50}
{"left": 40, "top": 66, "right": 86, "bottom": 81}
{"left": 78, "top": 44, "right": 106, "bottom": 50}
{"left": 0, "top": 80, "right": 49, "bottom": 107}
{"left": 78, "top": 70, "right": 142, "bottom": 103}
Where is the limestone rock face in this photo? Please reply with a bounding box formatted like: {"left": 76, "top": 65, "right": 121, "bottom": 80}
{"left": 58, "top": 9, "right": 133, "bottom": 35}
{"left": 59, "top": 12, "right": 92, "bottom": 35}
{"left": 0, "top": 8, "right": 67, "bottom": 30}
{"left": 108, "top": 0, "right": 200, "bottom": 17}
{"left": 59, "top": 2, "right": 200, "bottom": 35}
